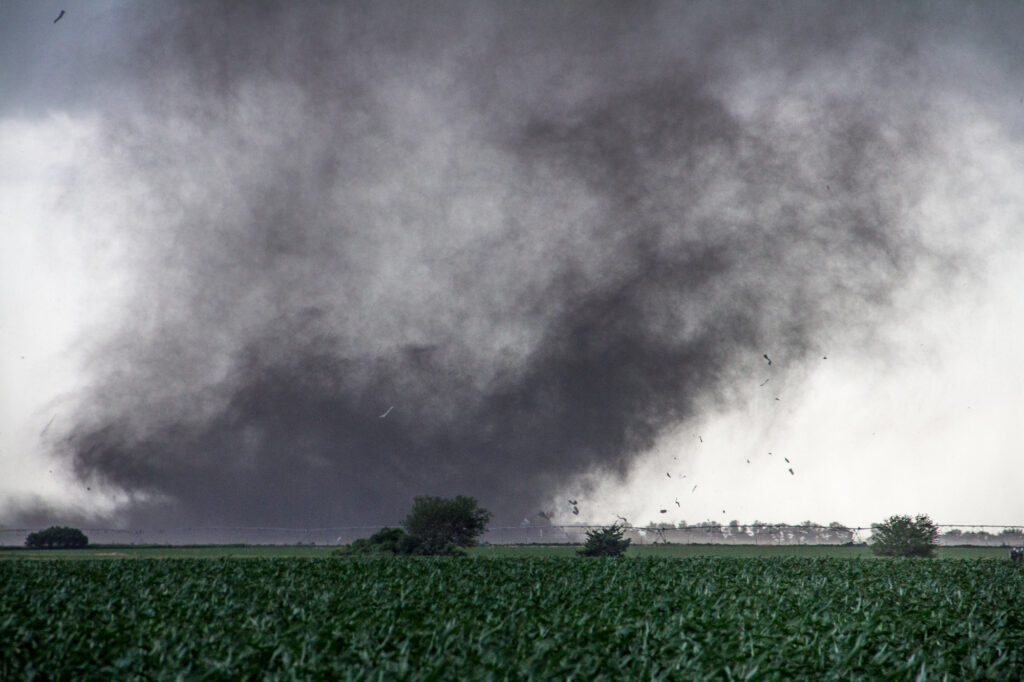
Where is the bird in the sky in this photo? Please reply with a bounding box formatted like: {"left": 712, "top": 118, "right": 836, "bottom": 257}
{"left": 746, "top": 459, "right": 750, "bottom": 463}
{"left": 698, "top": 435, "right": 703, "bottom": 443}
{"left": 53, "top": 10, "right": 65, "bottom": 23}
{"left": 379, "top": 406, "right": 393, "bottom": 418}
{"left": 692, "top": 485, "right": 698, "bottom": 492}
{"left": 568, "top": 499, "right": 577, "bottom": 506}
{"left": 763, "top": 354, "right": 772, "bottom": 365}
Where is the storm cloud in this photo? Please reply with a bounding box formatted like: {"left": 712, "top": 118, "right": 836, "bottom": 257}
{"left": 27, "top": 2, "right": 1005, "bottom": 530}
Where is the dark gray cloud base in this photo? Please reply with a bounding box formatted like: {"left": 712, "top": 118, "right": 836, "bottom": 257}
{"left": 34, "top": 2, "right": 982, "bottom": 528}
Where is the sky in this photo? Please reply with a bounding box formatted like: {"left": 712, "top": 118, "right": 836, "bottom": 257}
{"left": 2, "top": 1, "right": 1023, "bottom": 539}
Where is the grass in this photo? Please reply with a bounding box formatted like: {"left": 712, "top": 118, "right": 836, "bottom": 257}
{"left": 2, "top": 556, "right": 1022, "bottom": 679}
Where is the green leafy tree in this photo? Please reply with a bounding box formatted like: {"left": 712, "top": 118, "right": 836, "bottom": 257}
{"left": 870, "top": 514, "right": 939, "bottom": 558}
{"left": 579, "top": 523, "right": 631, "bottom": 557}
{"left": 25, "top": 526, "right": 89, "bottom": 549}
{"left": 402, "top": 495, "right": 492, "bottom": 552}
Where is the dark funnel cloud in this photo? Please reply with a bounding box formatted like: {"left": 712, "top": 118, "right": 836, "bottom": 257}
{"left": 42, "top": 2, "right": 969, "bottom": 529}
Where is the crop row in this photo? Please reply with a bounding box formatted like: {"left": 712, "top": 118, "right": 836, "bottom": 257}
{"left": 2, "top": 557, "right": 1022, "bottom": 680}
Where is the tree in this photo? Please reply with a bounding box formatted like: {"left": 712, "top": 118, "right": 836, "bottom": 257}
{"left": 25, "top": 526, "right": 89, "bottom": 549}
{"left": 579, "top": 523, "right": 631, "bottom": 557}
{"left": 402, "top": 495, "right": 492, "bottom": 552}
{"left": 870, "top": 514, "right": 938, "bottom": 558}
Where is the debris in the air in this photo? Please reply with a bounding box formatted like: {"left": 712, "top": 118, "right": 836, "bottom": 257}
{"left": 784, "top": 457, "right": 790, "bottom": 463}
{"left": 788, "top": 468, "right": 794, "bottom": 475}
{"left": 660, "top": 509, "right": 668, "bottom": 514}
{"left": 379, "top": 406, "right": 394, "bottom": 418}
{"left": 666, "top": 472, "right": 671, "bottom": 478}
{"left": 54, "top": 10, "right": 65, "bottom": 23}
{"left": 760, "top": 378, "right": 770, "bottom": 386}
{"left": 692, "top": 485, "right": 698, "bottom": 492}
{"left": 763, "top": 354, "right": 772, "bottom": 365}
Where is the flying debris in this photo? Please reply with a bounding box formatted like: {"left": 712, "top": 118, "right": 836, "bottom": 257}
{"left": 53, "top": 10, "right": 65, "bottom": 23}
{"left": 379, "top": 405, "right": 394, "bottom": 418}
{"left": 660, "top": 509, "right": 668, "bottom": 514}
{"left": 823, "top": 356, "right": 828, "bottom": 360}
{"left": 692, "top": 485, "right": 698, "bottom": 492}
{"left": 674, "top": 498, "right": 680, "bottom": 507}
{"left": 788, "top": 468, "right": 795, "bottom": 475}
{"left": 784, "top": 457, "right": 790, "bottom": 463}
{"left": 572, "top": 507, "right": 579, "bottom": 515}
{"left": 763, "top": 354, "right": 772, "bottom": 365}
{"left": 775, "top": 397, "right": 780, "bottom": 401}
{"left": 616, "top": 515, "right": 629, "bottom": 525}
{"left": 666, "top": 472, "right": 671, "bottom": 478}
{"left": 759, "top": 378, "right": 770, "bottom": 386}
{"left": 698, "top": 436, "right": 703, "bottom": 443}
{"left": 41, "top": 415, "right": 56, "bottom": 436}
{"left": 568, "top": 499, "right": 577, "bottom": 506}
{"left": 722, "top": 510, "right": 726, "bottom": 514}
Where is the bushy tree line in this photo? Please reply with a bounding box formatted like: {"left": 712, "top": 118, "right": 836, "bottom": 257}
{"left": 338, "top": 495, "right": 491, "bottom": 556}
{"left": 25, "top": 526, "right": 89, "bottom": 549}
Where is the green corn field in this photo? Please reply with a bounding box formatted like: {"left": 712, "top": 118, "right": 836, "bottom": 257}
{"left": 2, "top": 557, "right": 1022, "bottom": 679}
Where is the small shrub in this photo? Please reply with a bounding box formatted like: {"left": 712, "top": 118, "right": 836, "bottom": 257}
{"left": 336, "top": 527, "right": 410, "bottom": 555}
{"left": 25, "top": 526, "right": 89, "bottom": 549}
{"left": 870, "top": 514, "right": 938, "bottom": 558}
{"left": 579, "top": 523, "right": 631, "bottom": 557}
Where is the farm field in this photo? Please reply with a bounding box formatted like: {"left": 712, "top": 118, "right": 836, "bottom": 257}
{"left": 2, "top": 556, "right": 1022, "bottom": 679}
{"left": 0, "top": 542, "right": 1011, "bottom": 560}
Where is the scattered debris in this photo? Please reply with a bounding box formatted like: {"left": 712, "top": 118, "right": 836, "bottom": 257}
{"left": 675, "top": 498, "right": 680, "bottom": 507}
{"left": 660, "top": 509, "right": 668, "bottom": 514}
{"left": 760, "top": 378, "right": 770, "bottom": 386}
{"left": 53, "top": 10, "right": 65, "bottom": 23}
{"left": 784, "top": 457, "right": 790, "bottom": 463}
{"left": 763, "top": 354, "right": 772, "bottom": 365}
{"left": 379, "top": 406, "right": 394, "bottom": 418}
{"left": 788, "top": 468, "right": 795, "bottom": 475}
